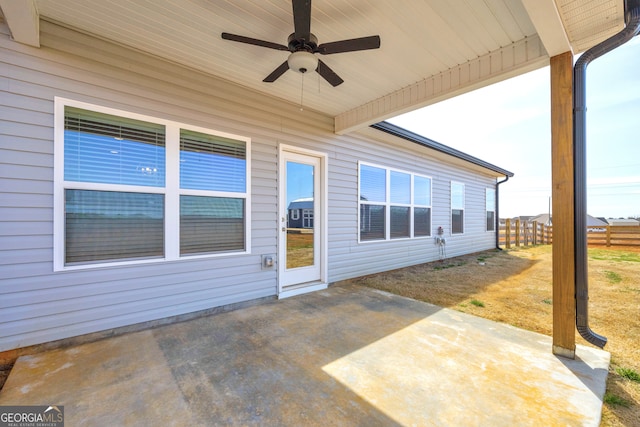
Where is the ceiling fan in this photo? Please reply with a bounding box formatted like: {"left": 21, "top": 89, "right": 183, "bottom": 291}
{"left": 221, "top": 0, "right": 381, "bottom": 87}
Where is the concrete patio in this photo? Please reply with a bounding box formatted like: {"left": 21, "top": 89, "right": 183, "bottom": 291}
{"left": 0, "top": 284, "right": 609, "bottom": 426}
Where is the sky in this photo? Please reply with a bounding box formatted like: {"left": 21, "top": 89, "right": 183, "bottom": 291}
{"left": 389, "top": 36, "right": 640, "bottom": 220}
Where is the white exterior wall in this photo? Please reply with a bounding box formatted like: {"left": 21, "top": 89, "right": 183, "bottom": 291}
{"left": 0, "top": 20, "right": 501, "bottom": 351}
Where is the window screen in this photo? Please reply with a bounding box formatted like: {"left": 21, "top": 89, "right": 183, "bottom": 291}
{"left": 65, "top": 190, "right": 164, "bottom": 263}
{"left": 180, "top": 196, "right": 245, "bottom": 255}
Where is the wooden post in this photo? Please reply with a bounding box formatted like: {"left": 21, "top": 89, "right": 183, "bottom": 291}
{"left": 505, "top": 218, "right": 511, "bottom": 249}
{"left": 542, "top": 225, "right": 551, "bottom": 245}
{"left": 541, "top": 224, "right": 546, "bottom": 244}
{"left": 606, "top": 225, "right": 611, "bottom": 247}
{"left": 533, "top": 221, "right": 538, "bottom": 245}
{"left": 515, "top": 219, "right": 521, "bottom": 247}
{"left": 551, "top": 51, "right": 576, "bottom": 358}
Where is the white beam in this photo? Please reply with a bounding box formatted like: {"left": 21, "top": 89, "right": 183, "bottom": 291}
{"left": 0, "top": 0, "right": 40, "bottom": 47}
{"left": 335, "top": 35, "right": 548, "bottom": 135}
{"left": 521, "top": 0, "right": 572, "bottom": 57}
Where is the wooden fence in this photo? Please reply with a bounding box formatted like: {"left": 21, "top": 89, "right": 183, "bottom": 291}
{"left": 499, "top": 219, "right": 640, "bottom": 248}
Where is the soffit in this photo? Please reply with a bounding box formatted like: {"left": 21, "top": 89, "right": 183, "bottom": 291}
{"left": 8, "top": 0, "right": 626, "bottom": 132}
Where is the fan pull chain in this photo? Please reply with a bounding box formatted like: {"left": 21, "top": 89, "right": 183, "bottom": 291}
{"left": 299, "top": 72, "right": 305, "bottom": 111}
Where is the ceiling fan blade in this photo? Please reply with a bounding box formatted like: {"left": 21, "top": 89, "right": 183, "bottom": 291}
{"left": 317, "top": 59, "right": 344, "bottom": 87}
{"left": 222, "top": 33, "right": 289, "bottom": 51}
{"left": 292, "top": 0, "right": 312, "bottom": 41}
{"left": 317, "top": 35, "right": 381, "bottom": 54}
{"left": 263, "top": 61, "right": 290, "bottom": 83}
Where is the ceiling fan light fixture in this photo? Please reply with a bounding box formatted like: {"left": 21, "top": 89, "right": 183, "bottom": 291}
{"left": 287, "top": 51, "right": 318, "bottom": 74}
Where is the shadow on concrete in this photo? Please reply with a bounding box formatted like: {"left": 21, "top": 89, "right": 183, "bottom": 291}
{"left": 557, "top": 355, "right": 610, "bottom": 398}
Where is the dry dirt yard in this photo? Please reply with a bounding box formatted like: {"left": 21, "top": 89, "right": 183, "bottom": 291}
{"left": 338, "top": 245, "right": 640, "bottom": 427}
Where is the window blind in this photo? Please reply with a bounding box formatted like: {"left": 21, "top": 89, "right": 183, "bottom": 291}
{"left": 64, "top": 107, "right": 166, "bottom": 187}
{"left": 180, "top": 129, "right": 246, "bottom": 192}
{"left": 65, "top": 190, "right": 164, "bottom": 264}
{"left": 180, "top": 196, "right": 245, "bottom": 255}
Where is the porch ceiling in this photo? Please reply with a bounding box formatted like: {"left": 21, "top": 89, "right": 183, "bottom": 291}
{"left": 1, "top": 0, "right": 625, "bottom": 133}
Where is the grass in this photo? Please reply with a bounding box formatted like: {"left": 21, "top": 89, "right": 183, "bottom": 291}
{"left": 286, "top": 231, "right": 314, "bottom": 269}
{"left": 433, "top": 262, "right": 466, "bottom": 270}
{"left": 339, "top": 245, "right": 640, "bottom": 426}
{"left": 590, "top": 249, "right": 640, "bottom": 263}
{"left": 604, "top": 393, "right": 631, "bottom": 408}
{"left": 616, "top": 367, "right": 640, "bottom": 383}
{"left": 604, "top": 270, "right": 623, "bottom": 284}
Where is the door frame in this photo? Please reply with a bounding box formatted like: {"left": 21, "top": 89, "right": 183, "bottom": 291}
{"left": 278, "top": 144, "right": 328, "bottom": 298}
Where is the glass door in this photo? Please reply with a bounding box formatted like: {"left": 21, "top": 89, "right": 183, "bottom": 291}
{"left": 279, "top": 150, "right": 322, "bottom": 290}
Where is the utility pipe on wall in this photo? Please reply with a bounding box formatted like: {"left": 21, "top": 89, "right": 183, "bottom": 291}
{"left": 573, "top": 0, "right": 640, "bottom": 348}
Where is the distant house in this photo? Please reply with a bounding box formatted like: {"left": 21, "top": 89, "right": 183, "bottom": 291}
{"left": 529, "top": 214, "right": 552, "bottom": 226}
{"left": 287, "top": 198, "right": 314, "bottom": 229}
{"left": 527, "top": 213, "right": 607, "bottom": 228}
{"left": 607, "top": 218, "right": 640, "bottom": 226}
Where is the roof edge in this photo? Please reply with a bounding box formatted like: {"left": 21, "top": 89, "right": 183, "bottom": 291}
{"left": 371, "top": 121, "right": 514, "bottom": 178}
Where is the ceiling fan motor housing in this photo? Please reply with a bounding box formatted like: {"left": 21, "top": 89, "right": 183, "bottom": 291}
{"left": 288, "top": 32, "right": 318, "bottom": 51}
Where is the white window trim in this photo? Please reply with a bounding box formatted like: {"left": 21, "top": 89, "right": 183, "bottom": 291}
{"left": 290, "top": 209, "right": 300, "bottom": 221}
{"left": 358, "top": 161, "right": 432, "bottom": 243}
{"left": 451, "top": 181, "right": 465, "bottom": 235}
{"left": 53, "top": 97, "right": 251, "bottom": 271}
{"left": 486, "top": 188, "right": 496, "bottom": 232}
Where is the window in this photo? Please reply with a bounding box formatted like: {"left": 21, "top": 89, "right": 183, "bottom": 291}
{"left": 290, "top": 209, "right": 300, "bottom": 221}
{"left": 413, "top": 175, "right": 432, "bottom": 237}
{"left": 451, "top": 182, "right": 465, "bottom": 234}
{"left": 179, "top": 129, "right": 246, "bottom": 256}
{"left": 359, "top": 164, "right": 386, "bottom": 241}
{"left": 358, "top": 162, "right": 431, "bottom": 242}
{"left": 486, "top": 188, "right": 496, "bottom": 232}
{"left": 302, "top": 209, "right": 314, "bottom": 228}
{"left": 390, "top": 171, "right": 411, "bottom": 238}
{"left": 55, "top": 99, "right": 250, "bottom": 269}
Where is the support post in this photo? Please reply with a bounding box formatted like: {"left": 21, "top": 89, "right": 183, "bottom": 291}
{"left": 551, "top": 51, "right": 576, "bottom": 358}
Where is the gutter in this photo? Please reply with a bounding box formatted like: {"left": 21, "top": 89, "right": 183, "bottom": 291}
{"left": 495, "top": 175, "right": 509, "bottom": 250}
{"left": 573, "top": 0, "right": 640, "bottom": 348}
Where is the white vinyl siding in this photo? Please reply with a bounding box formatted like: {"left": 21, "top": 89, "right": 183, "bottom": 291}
{"left": 0, "top": 19, "right": 502, "bottom": 352}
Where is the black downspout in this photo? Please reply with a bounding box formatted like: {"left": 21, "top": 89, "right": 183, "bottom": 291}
{"left": 573, "top": 0, "right": 640, "bottom": 348}
{"left": 495, "top": 175, "right": 509, "bottom": 250}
